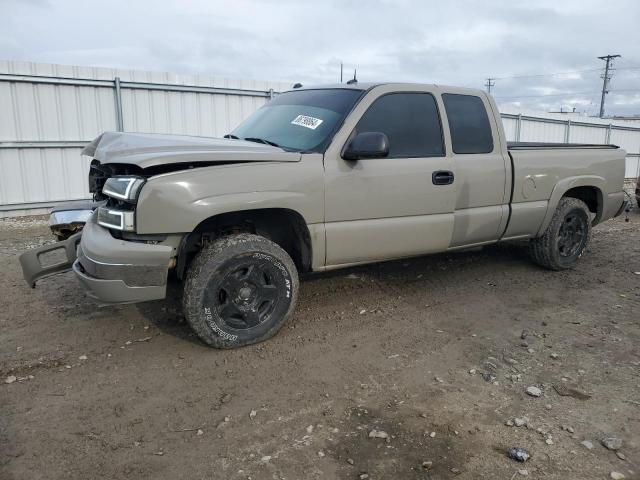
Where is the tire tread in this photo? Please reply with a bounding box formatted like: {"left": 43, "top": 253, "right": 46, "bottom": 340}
{"left": 182, "top": 233, "right": 299, "bottom": 348}
{"left": 529, "top": 197, "right": 591, "bottom": 271}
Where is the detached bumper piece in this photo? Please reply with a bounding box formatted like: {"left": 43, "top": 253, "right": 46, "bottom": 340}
{"left": 73, "top": 215, "right": 173, "bottom": 304}
{"left": 19, "top": 232, "right": 82, "bottom": 287}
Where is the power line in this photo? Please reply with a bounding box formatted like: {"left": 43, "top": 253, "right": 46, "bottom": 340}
{"left": 495, "top": 91, "right": 599, "bottom": 99}
{"left": 491, "top": 58, "right": 639, "bottom": 91}
{"left": 608, "top": 89, "right": 640, "bottom": 93}
{"left": 497, "top": 89, "right": 640, "bottom": 99}
{"left": 487, "top": 59, "right": 640, "bottom": 114}
{"left": 495, "top": 88, "right": 640, "bottom": 100}
{"left": 489, "top": 64, "right": 640, "bottom": 82}
{"left": 598, "top": 54, "right": 621, "bottom": 117}
{"left": 491, "top": 68, "right": 603, "bottom": 80}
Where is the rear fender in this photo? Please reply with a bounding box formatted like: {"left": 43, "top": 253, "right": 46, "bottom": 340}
{"left": 536, "top": 176, "right": 605, "bottom": 236}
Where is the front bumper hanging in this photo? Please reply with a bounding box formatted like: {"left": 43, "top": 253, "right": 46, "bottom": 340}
{"left": 20, "top": 210, "right": 174, "bottom": 305}
{"left": 19, "top": 233, "right": 82, "bottom": 287}
{"left": 19, "top": 201, "right": 101, "bottom": 287}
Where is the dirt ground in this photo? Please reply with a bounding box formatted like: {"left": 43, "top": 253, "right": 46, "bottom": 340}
{"left": 1, "top": 208, "right": 639, "bottom": 480}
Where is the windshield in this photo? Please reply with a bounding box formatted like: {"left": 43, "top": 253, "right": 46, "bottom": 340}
{"left": 231, "top": 89, "right": 364, "bottom": 152}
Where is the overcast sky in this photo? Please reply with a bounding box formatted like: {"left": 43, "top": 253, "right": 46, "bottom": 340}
{"left": 2, "top": 0, "right": 639, "bottom": 116}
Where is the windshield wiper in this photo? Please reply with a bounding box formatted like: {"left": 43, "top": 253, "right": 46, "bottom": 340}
{"left": 223, "top": 134, "right": 239, "bottom": 139}
{"left": 243, "top": 137, "right": 280, "bottom": 148}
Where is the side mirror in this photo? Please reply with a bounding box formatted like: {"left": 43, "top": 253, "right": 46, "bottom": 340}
{"left": 343, "top": 132, "right": 389, "bottom": 160}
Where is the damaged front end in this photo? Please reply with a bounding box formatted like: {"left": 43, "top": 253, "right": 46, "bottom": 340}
{"left": 49, "top": 201, "right": 102, "bottom": 240}
{"left": 48, "top": 158, "right": 145, "bottom": 240}
{"left": 20, "top": 159, "right": 146, "bottom": 286}
{"left": 45, "top": 157, "right": 131, "bottom": 240}
{"left": 21, "top": 201, "right": 99, "bottom": 287}
{"left": 20, "top": 130, "right": 296, "bottom": 288}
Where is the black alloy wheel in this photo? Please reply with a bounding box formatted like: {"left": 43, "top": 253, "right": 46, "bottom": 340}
{"left": 183, "top": 233, "right": 299, "bottom": 348}
{"left": 529, "top": 197, "right": 592, "bottom": 270}
{"left": 557, "top": 211, "right": 588, "bottom": 258}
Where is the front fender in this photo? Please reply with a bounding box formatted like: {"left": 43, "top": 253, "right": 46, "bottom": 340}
{"left": 134, "top": 160, "right": 324, "bottom": 234}
{"left": 536, "top": 175, "right": 605, "bottom": 236}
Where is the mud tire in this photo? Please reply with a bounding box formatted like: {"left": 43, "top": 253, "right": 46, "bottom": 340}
{"left": 529, "top": 197, "right": 591, "bottom": 271}
{"left": 183, "top": 233, "right": 299, "bottom": 348}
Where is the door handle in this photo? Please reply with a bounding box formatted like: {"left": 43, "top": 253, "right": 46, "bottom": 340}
{"left": 432, "top": 170, "right": 454, "bottom": 185}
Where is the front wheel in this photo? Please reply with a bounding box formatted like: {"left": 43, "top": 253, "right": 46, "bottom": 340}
{"left": 529, "top": 197, "right": 591, "bottom": 270}
{"left": 183, "top": 233, "right": 299, "bottom": 348}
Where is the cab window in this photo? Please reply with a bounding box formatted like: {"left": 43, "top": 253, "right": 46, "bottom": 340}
{"left": 442, "top": 94, "right": 494, "bottom": 154}
{"left": 354, "top": 92, "right": 445, "bottom": 158}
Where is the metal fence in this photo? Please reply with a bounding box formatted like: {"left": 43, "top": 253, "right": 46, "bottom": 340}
{"left": 501, "top": 113, "right": 640, "bottom": 180}
{"left": 1, "top": 62, "right": 639, "bottom": 217}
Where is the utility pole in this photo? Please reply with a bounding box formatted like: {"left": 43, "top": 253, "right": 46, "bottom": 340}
{"left": 598, "top": 54, "right": 621, "bottom": 118}
{"left": 485, "top": 77, "right": 495, "bottom": 93}
{"left": 340, "top": 62, "right": 343, "bottom": 83}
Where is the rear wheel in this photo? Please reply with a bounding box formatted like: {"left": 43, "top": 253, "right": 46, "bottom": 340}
{"left": 183, "top": 233, "right": 299, "bottom": 348}
{"left": 529, "top": 197, "right": 591, "bottom": 270}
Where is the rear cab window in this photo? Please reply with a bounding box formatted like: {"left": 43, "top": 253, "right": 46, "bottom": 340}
{"left": 354, "top": 92, "right": 445, "bottom": 158}
{"left": 442, "top": 94, "right": 494, "bottom": 154}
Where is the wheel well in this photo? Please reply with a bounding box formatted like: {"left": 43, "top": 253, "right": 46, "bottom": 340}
{"left": 563, "top": 186, "right": 602, "bottom": 218}
{"left": 176, "top": 208, "right": 312, "bottom": 279}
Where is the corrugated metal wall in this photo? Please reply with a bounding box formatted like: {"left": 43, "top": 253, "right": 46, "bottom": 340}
{"left": 1, "top": 61, "right": 639, "bottom": 218}
{"left": 500, "top": 114, "right": 640, "bottom": 179}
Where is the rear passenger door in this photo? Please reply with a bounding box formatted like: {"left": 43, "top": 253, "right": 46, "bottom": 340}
{"left": 440, "top": 91, "right": 510, "bottom": 247}
{"left": 323, "top": 85, "right": 457, "bottom": 266}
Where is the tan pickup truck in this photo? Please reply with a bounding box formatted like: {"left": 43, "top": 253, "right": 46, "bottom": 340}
{"left": 20, "top": 82, "right": 628, "bottom": 348}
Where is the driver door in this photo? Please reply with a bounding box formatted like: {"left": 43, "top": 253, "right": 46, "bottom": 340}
{"left": 323, "top": 85, "right": 456, "bottom": 266}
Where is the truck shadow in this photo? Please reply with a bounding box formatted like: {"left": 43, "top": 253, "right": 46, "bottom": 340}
{"left": 134, "top": 279, "right": 205, "bottom": 346}
{"left": 134, "top": 240, "right": 533, "bottom": 345}
{"left": 303, "top": 240, "right": 532, "bottom": 285}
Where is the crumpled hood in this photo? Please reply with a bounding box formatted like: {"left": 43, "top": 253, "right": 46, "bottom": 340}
{"left": 82, "top": 131, "right": 300, "bottom": 169}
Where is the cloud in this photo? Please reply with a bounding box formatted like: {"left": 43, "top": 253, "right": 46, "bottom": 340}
{"left": 1, "top": 0, "right": 639, "bottom": 115}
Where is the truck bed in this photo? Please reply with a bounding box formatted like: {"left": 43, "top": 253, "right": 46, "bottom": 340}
{"left": 507, "top": 142, "right": 619, "bottom": 150}
{"left": 503, "top": 142, "right": 627, "bottom": 240}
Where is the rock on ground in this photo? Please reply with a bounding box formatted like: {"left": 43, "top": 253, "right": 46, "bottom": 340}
{"left": 525, "top": 386, "right": 542, "bottom": 397}
{"left": 601, "top": 436, "right": 623, "bottom": 451}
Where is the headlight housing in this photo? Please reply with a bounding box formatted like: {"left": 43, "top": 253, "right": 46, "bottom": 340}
{"left": 102, "top": 176, "right": 145, "bottom": 203}
{"left": 97, "top": 207, "right": 135, "bottom": 231}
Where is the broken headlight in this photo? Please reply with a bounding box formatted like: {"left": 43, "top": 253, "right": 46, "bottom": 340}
{"left": 102, "top": 176, "right": 145, "bottom": 203}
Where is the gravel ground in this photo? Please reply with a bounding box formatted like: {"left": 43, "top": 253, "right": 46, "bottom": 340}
{"left": 1, "top": 209, "right": 639, "bottom": 480}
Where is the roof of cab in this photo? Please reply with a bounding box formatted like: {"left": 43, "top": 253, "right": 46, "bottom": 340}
{"left": 281, "top": 82, "right": 478, "bottom": 93}
{"left": 279, "top": 83, "right": 489, "bottom": 99}
{"left": 285, "top": 82, "right": 381, "bottom": 92}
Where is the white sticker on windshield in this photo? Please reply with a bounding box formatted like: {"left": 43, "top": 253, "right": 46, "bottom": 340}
{"left": 291, "top": 115, "right": 323, "bottom": 130}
